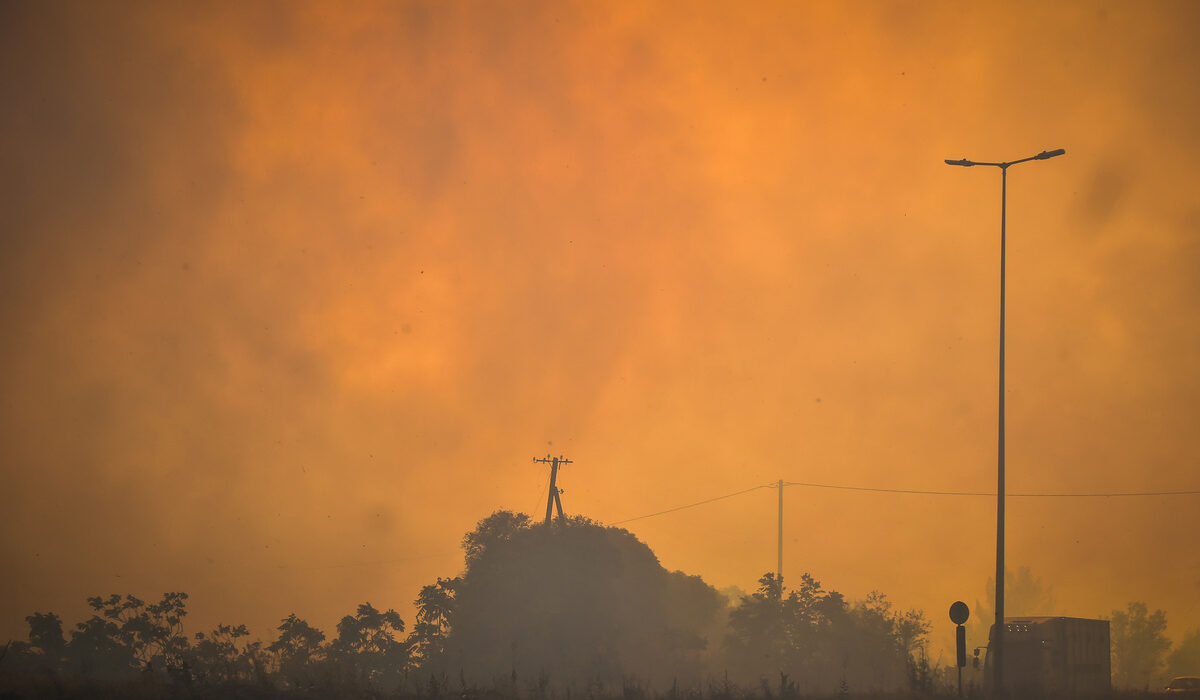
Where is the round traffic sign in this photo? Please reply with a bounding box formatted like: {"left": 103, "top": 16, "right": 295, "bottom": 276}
{"left": 949, "top": 600, "right": 970, "bottom": 625}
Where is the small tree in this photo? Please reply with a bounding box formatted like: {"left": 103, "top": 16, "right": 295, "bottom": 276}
{"left": 26, "top": 612, "right": 66, "bottom": 672}
{"left": 268, "top": 614, "right": 326, "bottom": 687}
{"left": 724, "top": 573, "right": 793, "bottom": 679}
{"left": 190, "top": 623, "right": 265, "bottom": 684}
{"left": 408, "top": 577, "right": 458, "bottom": 671}
{"left": 3, "top": 612, "right": 68, "bottom": 676}
{"left": 139, "top": 591, "right": 190, "bottom": 673}
{"left": 1111, "top": 601, "right": 1171, "bottom": 689}
{"left": 329, "top": 603, "right": 409, "bottom": 689}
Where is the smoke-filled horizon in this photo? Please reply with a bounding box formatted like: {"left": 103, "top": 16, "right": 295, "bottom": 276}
{"left": 3, "top": 0, "right": 1200, "bottom": 658}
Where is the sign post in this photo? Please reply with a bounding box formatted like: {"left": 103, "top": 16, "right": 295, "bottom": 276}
{"left": 949, "top": 601, "right": 970, "bottom": 697}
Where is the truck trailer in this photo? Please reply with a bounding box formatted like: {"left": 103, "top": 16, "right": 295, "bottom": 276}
{"left": 984, "top": 616, "right": 1111, "bottom": 695}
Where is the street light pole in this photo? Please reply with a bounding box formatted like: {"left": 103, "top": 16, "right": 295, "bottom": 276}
{"left": 944, "top": 148, "right": 1065, "bottom": 696}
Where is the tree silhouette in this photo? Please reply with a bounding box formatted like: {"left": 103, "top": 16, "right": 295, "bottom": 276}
{"left": 268, "top": 613, "right": 326, "bottom": 687}
{"left": 428, "top": 511, "right": 724, "bottom": 690}
{"left": 26, "top": 612, "right": 65, "bottom": 659}
{"left": 62, "top": 592, "right": 188, "bottom": 679}
{"left": 724, "top": 573, "right": 792, "bottom": 675}
{"left": 408, "top": 577, "right": 457, "bottom": 670}
{"left": 3, "top": 612, "right": 67, "bottom": 677}
{"left": 462, "top": 510, "right": 530, "bottom": 566}
{"left": 328, "top": 603, "right": 409, "bottom": 689}
{"left": 25, "top": 612, "right": 65, "bottom": 673}
{"left": 189, "top": 623, "right": 266, "bottom": 685}
{"left": 2, "top": 594, "right": 431, "bottom": 694}
{"left": 1111, "top": 601, "right": 1171, "bottom": 689}
{"left": 968, "top": 566, "right": 1055, "bottom": 651}
{"left": 723, "top": 573, "right": 929, "bottom": 693}
{"left": 0, "top": 528, "right": 940, "bottom": 696}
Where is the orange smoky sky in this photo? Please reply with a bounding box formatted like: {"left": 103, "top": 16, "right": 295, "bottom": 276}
{"left": 3, "top": 0, "right": 1200, "bottom": 658}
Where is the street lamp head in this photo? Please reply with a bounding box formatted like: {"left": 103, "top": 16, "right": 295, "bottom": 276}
{"left": 945, "top": 158, "right": 974, "bottom": 167}
{"left": 1034, "top": 148, "right": 1066, "bottom": 160}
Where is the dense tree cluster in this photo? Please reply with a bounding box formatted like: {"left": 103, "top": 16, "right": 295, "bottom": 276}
{"left": 17, "top": 511, "right": 1193, "bottom": 696}
{"left": 3, "top": 595, "right": 410, "bottom": 694}
{"left": 407, "top": 512, "right": 935, "bottom": 694}
{"left": 723, "top": 573, "right": 931, "bottom": 694}
{"left": 422, "top": 512, "right": 727, "bottom": 690}
{"left": 8, "top": 593, "right": 192, "bottom": 682}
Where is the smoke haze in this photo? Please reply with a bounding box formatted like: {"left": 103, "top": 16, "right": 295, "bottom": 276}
{"left": 3, "top": 0, "right": 1200, "bottom": 659}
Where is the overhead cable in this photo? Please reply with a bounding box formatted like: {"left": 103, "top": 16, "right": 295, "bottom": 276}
{"left": 782, "top": 481, "right": 1200, "bottom": 498}
{"left": 609, "top": 484, "right": 772, "bottom": 525}
{"left": 610, "top": 480, "right": 1200, "bottom": 526}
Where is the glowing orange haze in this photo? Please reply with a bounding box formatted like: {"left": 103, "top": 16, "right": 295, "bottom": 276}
{"left": 2, "top": 0, "right": 1199, "bottom": 659}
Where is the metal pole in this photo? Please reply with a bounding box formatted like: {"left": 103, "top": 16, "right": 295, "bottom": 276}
{"left": 777, "top": 479, "right": 784, "bottom": 582}
{"left": 994, "top": 165, "right": 1008, "bottom": 695}
{"left": 944, "top": 147, "right": 1064, "bottom": 696}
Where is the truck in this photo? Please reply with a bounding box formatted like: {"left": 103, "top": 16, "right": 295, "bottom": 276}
{"left": 984, "top": 617, "right": 1111, "bottom": 695}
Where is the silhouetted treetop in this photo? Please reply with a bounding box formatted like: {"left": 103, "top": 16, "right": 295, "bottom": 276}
{"left": 428, "top": 511, "right": 724, "bottom": 688}
{"left": 461, "top": 509, "right": 531, "bottom": 566}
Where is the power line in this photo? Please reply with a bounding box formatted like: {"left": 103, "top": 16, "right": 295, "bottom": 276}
{"left": 228, "top": 480, "right": 1200, "bottom": 572}
{"left": 609, "top": 481, "right": 1200, "bottom": 526}
{"left": 782, "top": 481, "right": 1200, "bottom": 498}
{"left": 531, "top": 469, "right": 551, "bottom": 518}
{"left": 609, "top": 484, "right": 772, "bottom": 525}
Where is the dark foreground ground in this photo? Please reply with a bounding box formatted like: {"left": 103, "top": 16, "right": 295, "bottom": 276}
{"left": 0, "top": 678, "right": 1180, "bottom": 700}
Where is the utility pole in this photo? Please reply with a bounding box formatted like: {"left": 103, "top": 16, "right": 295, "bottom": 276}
{"left": 777, "top": 479, "right": 784, "bottom": 582}
{"left": 533, "top": 454, "right": 571, "bottom": 525}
